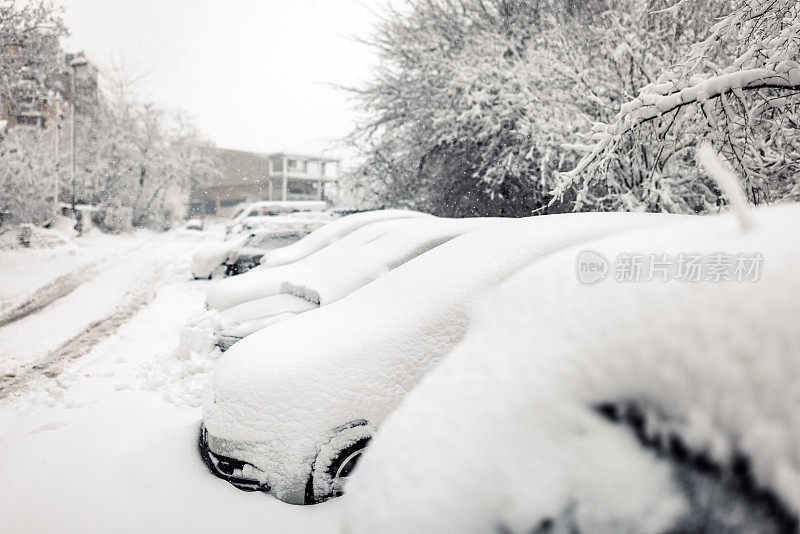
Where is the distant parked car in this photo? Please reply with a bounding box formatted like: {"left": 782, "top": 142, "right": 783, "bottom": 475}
{"left": 190, "top": 228, "right": 307, "bottom": 280}
{"left": 0, "top": 224, "right": 72, "bottom": 250}
{"left": 223, "top": 229, "right": 308, "bottom": 277}
{"left": 342, "top": 204, "right": 800, "bottom": 534}
{"left": 205, "top": 210, "right": 432, "bottom": 310}
{"left": 184, "top": 219, "right": 204, "bottom": 231}
{"left": 200, "top": 212, "right": 678, "bottom": 505}
{"left": 213, "top": 216, "right": 497, "bottom": 349}
{"left": 225, "top": 201, "right": 328, "bottom": 234}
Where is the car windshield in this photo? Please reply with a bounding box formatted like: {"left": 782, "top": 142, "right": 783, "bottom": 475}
{"left": 252, "top": 233, "right": 304, "bottom": 250}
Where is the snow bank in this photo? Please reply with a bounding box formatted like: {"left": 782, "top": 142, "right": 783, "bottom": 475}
{"left": 140, "top": 308, "right": 225, "bottom": 407}
{"left": 344, "top": 203, "right": 800, "bottom": 533}
{"left": 258, "top": 209, "right": 430, "bottom": 269}
{"left": 203, "top": 212, "right": 681, "bottom": 504}
{"left": 206, "top": 216, "right": 428, "bottom": 311}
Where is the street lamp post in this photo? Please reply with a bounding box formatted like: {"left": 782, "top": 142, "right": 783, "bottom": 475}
{"left": 52, "top": 92, "right": 60, "bottom": 219}
{"left": 68, "top": 57, "right": 88, "bottom": 216}
{"left": 69, "top": 60, "right": 77, "bottom": 215}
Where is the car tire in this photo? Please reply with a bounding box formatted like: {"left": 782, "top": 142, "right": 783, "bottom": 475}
{"left": 304, "top": 421, "right": 373, "bottom": 504}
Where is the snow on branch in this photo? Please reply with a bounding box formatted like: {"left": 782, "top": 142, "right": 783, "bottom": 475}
{"left": 552, "top": 0, "right": 800, "bottom": 212}
{"left": 560, "top": 66, "right": 800, "bottom": 184}
{"left": 696, "top": 143, "right": 754, "bottom": 230}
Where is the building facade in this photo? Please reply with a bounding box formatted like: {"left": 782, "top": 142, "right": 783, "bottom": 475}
{"left": 191, "top": 149, "right": 340, "bottom": 218}
{"left": 1, "top": 51, "right": 98, "bottom": 137}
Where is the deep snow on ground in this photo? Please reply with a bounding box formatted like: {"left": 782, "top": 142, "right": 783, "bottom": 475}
{"left": 0, "top": 229, "right": 340, "bottom": 533}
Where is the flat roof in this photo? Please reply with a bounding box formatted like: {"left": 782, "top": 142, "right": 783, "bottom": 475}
{"left": 269, "top": 151, "right": 341, "bottom": 163}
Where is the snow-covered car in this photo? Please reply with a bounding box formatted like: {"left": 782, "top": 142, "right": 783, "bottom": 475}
{"left": 0, "top": 224, "right": 72, "bottom": 250}
{"left": 225, "top": 201, "right": 328, "bottom": 234}
{"left": 183, "top": 219, "right": 204, "bottom": 231}
{"left": 342, "top": 203, "right": 800, "bottom": 534}
{"left": 190, "top": 229, "right": 307, "bottom": 280}
{"left": 223, "top": 229, "right": 308, "bottom": 277}
{"left": 200, "top": 212, "right": 682, "bottom": 504}
{"left": 214, "top": 216, "right": 498, "bottom": 349}
{"left": 206, "top": 210, "right": 432, "bottom": 310}
{"left": 258, "top": 209, "right": 431, "bottom": 269}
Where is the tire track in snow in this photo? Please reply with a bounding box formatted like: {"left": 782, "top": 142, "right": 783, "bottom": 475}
{"left": 0, "top": 237, "right": 198, "bottom": 399}
{"left": 0, "top": 267, "right": 160, "bottom": 399}
{"left": 0, "top": 267, "right": 91, "bottom": 328}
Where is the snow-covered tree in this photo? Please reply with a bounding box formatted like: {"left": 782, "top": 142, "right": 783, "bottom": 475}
{"left": 0, "top": 130, "right": 57, "bottom": 227}
{"left": 557, "top": 0, "right": 800, "bottom": 213}
{"left": 76, "top": 71, "right": 220, "bottom": 231}
{"left": 349, "top": 0, "right": 737, "bottom": 216}
{"left": 0, "top": 0, "right": 67, "bottom": 115}
{"left": 349, "top": 0, "right": 583, "bottom": 217}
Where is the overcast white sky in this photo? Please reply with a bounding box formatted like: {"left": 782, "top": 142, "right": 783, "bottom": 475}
{"left": 59, "top": 0, "right": 383, "bottom": 159}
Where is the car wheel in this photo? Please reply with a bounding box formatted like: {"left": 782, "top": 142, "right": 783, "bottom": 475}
{"left": 305, "top": 421, "right": 374, "bottom": 504}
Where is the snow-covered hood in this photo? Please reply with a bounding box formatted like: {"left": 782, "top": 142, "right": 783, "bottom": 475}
{"left": 203, "top": 212, "right": 684, "bottom": 503}
{"left": 206, "top": 217, "right": 432, "bottom": 311}
{"left": 218, "top": 294, "right": 318, "bottom": 338}
{"left": 343, "top": 203, "right": 800, "bottom": 533}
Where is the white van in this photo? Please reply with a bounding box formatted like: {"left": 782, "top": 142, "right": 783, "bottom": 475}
{"left": 226, "top": 201, "right": 328, "bottom": 233}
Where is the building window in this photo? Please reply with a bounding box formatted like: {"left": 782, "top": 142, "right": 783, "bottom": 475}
{"left": 15, "top": 115, "right": 40, "bottom": 127}
{"left": 287, "top": 179, "right": 319, "bottom": 200}
{"left": 286, "top": 159, "right": 308, "bottom": 173}
{"left": 204, "top": 200, "right": 217, "bottom": 215}
{"left": 189, "top": 202, "right": 203, "bottom": 216}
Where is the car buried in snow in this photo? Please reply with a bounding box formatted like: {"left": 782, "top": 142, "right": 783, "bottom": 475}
{"left": 190, "top": 228, "right": 311, "bottom": 280}
{"left": 341, "top": 203, "right": 800, "bottom": 534}
{"left": 224, "top": 200, "right": 329, "bottom": 234}
{"left": 199, "top": 212, "right": 682, "bottom": 504}
{"left": 212, "top": 216, "right": 497, "bottom": 350}
{"left": 222, "top": 229, "right": 309, "bottom": 277}
{"left": 205, "top": 211, "right": 433, "bottom": 311}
